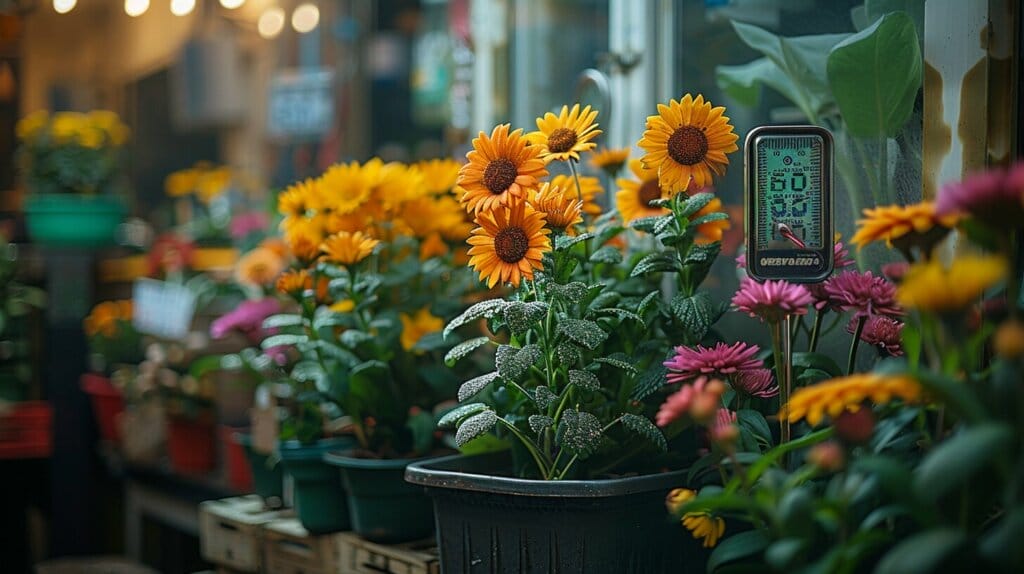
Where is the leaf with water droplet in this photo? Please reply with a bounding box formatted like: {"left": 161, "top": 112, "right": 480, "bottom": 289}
{"left": 444, "top": 336, "right": 492, "bottom": 366}
{"left": 444, "top": 299, "right": 507, "bottom": 339}
{"left": 438, "top": 403, "right": 488, "bottom": 429}
{"left": 533, "top": 386, "right": 558, "bottom": 409}
{"left": 569, "top": 369, "right": 600, "bottom": 392}
{"left": 503, "top": 301, "right": 548, "bottom": 334}
{"left": 556, "top": 409, "right": 603, "bottom": 459}
{"left": 547, "top": 281, "right": 589, "bottom": 304}
{"left": 455, "top": 410, "right": 498, "bottom": 446}
{"left": 529, "top": 414, "right": 554, "bottom": 435}
{"left": 620, "top": 413, "right": 667, "bottom": 452}
{"left": 458, "top": 372, "right": 500, "bottom": 401}
{"left": 557, "top": 318, "right": 608, "bottom": 350}
{"left": 589, "top": 246, "right": 623, "bottom": 265}
{"left": 496, "top": 344, "right": 541, "bottom": 382}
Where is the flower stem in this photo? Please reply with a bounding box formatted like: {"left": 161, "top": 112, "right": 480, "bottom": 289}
{"left": 847, "top": 315, "right": 867, "bottom": 375}
{"left": 567, "top": 159, "right": 584, "bottom": 202}
{"left": 809, "top": 308, "right": 826, "bottom": 352}
{"left": 497, "top": 417, "right": 550, "bottom": 477}
{"left": 770, "top": 317, "right": 793, "bottom": 447}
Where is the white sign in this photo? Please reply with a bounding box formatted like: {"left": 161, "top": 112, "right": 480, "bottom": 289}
{"left": 267, "top": 69, "right": 335, "bottom": 139}
{"left": 132, "top": 278, "right": 197, "bottom": 340}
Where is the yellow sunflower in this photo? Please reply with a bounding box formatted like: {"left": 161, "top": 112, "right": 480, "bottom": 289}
{"left": 689, "top": 197, "right": 731, "bottom": 245}
{"left": 615, "top": 159, "right": 670, "bottom": 223}
{"left": 549, "top": 174, "right": 604, "bottom": 217}
{"left": 283, "top": 220, "right": 324, "bottom": 265}
{"left": 234, "top": 247, "right": 286, "bottom": 288}
{"left": 400, "top": 308, "right": 445, "bottom": 352}
{"left": 528, "top": 183, "right": 583, "bottom": 234}
{"left": 458, "top": 124, "right": 548, "bottom": 214}
{"left": 589, "top": 147, "right": 631, "bottom": 177}
{"left": 318, "top": 162, "right": 371, "bottom": 215}
{"left": 416, "top": 158, "right": 463, "bottom": 195}
{"left": 850, "top": 202, "right": 959, "bottom": 252}
{"left": 467, "top": 200, "right": 551, "bottom": 288}
{"left": 527, "top": 104, "right": 602, "bottom": 163}
{"left": 278, "top": 179, "right": 319, "bottom": 220}
{"left": 638, "top": 94, "right": 739, "bottom": 193}
{"left": 683, "top": 512, "right": 726, "bottom": 548}
{"left": 897, "top": 255, "right": 1007, "bottom": 313}
{"left": 375, "top": 160, "right": 428, "bottom": 213}
{"left": 782, "top": 373, "right": 923, "bottom": 427}
{"left": 320, "top": 231, "right": 380, "bottom": 266}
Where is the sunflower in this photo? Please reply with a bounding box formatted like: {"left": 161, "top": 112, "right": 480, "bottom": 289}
{"left": 689, "top": 197, "right": 731, "bottom": 244}
{"left": 850, "top": 201, "right": 959, "bottom": 255}
{"left": 589, "top": 147, "right": 631, "bottom": 177}
{"left": 375, "top": 160, "right": 428, "bottom": 212}
{"left": 638, "top": 94, "right": 739, "bottom": 193}
{"left": 458, "top": 124, "right": 548, "bottom": 214}
{"left": 278, "top": 179, "right": 318, "bottom": 220}
{"left": 321, "top": 231, "right": 380, "bottom": 266}
{"left": 235, "top": 247, "right": 286, "bottom": 288}
{"left": 416, "top": 158, "right": 463, "bottom": 194}
{"left": 400, "top": 308, "right": 445, "bottom": 352}
{"left": 897, "top": 255, "right": 1007, "bottom": 313}
{"left": 318, "top": 162, "right": 371, "bottom": 215}
{"left": 527, "top": 104, "right": 602, "bottom": 163}
{"left": 528, "top": 183, "right": 583, "bottom": 234}
{"left": 781, "top": 373, "right": 923, "bottom": 426}
{"left": 615, "top": 159, "right": 670, "bottom": 223}
{"left": 467, "top": 200, "right": 551, "bottom": 288}
{"left": 549, "top": 174, "right": 604, "bottom": 216}
{"left": 276, "top": 269, "right": 311, "bottom": 297}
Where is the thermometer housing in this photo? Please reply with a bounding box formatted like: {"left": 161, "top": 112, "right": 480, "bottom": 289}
{"left": 744, "top": 125, "right": 834, "bottom": 283}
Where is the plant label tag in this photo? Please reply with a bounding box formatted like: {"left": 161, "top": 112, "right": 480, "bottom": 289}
{"left": 132, "top": 278, "right": 197, "bottom": 340}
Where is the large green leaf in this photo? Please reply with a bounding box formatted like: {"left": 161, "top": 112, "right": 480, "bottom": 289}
{"left": 913, "top": 423, "right": 1014, "bottom": 502}
{"left": 874, "top": 528, "right": 967, "bottom": 574}
{"left": 707, "top": 530, "right": 770, "bottom": 573}
{"left": 826, "top": 12, "right": 921, "bottom": 137}
{"left": 865, "top": 0, "right": 925, "bottom": 41}
{"left": 555, "top": 409, "right": 603, "bottom": 459}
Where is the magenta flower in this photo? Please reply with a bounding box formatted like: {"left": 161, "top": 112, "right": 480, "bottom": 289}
{"left": 848, "top": 316, "right": 903, "bottom": 356}
{"left": 656, "top": 377, "right": 723, "bottom": 427}
{"left": 732, "top": 277, "right": 813, "bottom": 323}
{"left": 665, "top": 341, "right": 764, "bottom": 385}
{"left": 229, "top": 212, "right": 271, "bottom": 239}
{"left": 732, "top": 368, "right": 779, "bottom": 398}
{"left": 936, "top": 163, "right": 1024, "bottom": 226}
{"left": 210, "top": 298, "right": 282, "bottom": 342}
{"left": 822, "top": 271, "right": 901, "bottom": 318}
{"left": 881, "top": 262, "right": 910, "bottom": 282}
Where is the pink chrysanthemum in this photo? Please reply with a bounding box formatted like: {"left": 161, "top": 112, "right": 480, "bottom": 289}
{"left": 732, "top": 277, "right": 813, "bottom": 323}
{"left": 936, "top": 162, "right": 1024, "bottom": 226}
{"left": 732, "top": 368, "right": 779, "bottom": 398}
{"left": 848, "top": 316, "right": 903, "bottom": 356}
{"left": 656, "top": 377, "right": 724, "bottom": 427}
{"left": 665, "top": 341, "right": 764, "bottom": 385}
{"left": 822, "top": 271, "right": 902, "bottom": 318}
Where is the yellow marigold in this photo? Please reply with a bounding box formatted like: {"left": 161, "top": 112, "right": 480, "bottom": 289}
{"left": 88, "top": 110, "right": 130, "bottom": 146}
{"left": 416, "top": 158, "right": 463, "bottom": 194}
{"left": 284, "top": 220, "right": 324, "bottom": 265}
{"left": 399, "top": 308, "right": 444, "bottom": 352}
{"left": 689, "top": 197, "right": 731, "bottom": 244}
{"left": 527, "top": 104, "right": 602, "bottom": 163}
{"left": 16, "top": 110, "right": 49, "bottom": 141}
{"left": 50, "top": 112, "right": 86, "bottom": 144}
{"left": 897, "top": 255, "right": 1007, "bottom": 313}
{"left": 782, "top": 373, "right": 923, "bottom": 427}
{"left": 321, "top": 231, "right": 380, "bottom": 266}
{"left": 549, "top": 174, "right": 604, "bottom": 217}
{"left": 276, "top": 269, "right": 310, "bottom": 296}
{"left": 319, "top": 161, "right": 371, "bottom": 215}
{"left": 77, "top": 126, "right": 105, "bottom": 149}
{"left": 278, "top": 179, "right": 319, "bottom": 220}
{"left": 589, "top": 147, "right": 631, "bottom": 177}
{"left": 528, "top": 183, "right": 583, "bottom": 234}
{"left": 165, "top": 169, "right": 198, "bottom": 197}
{"left": 375, "top": 160, "right": 428, "bottom": 212}
{"left": 235, "top": 247, "right": 286, "bottom": 288}
{"left": 850, "top": 202, "right": 959, "bottom": 251}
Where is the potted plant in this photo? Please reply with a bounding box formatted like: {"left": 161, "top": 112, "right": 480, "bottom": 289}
{"left": 16, "top": 110, "right": 129, "bottom": 247}
{"left": 0, "top": 236, "right": 45, "bottom": 402}
{"left": 81, "top": 299, "right": 142, "bottom": 443}
{"left": 264, "top": 157, "right": 484, "bottom": 542}
{"left": 405, "top": 99, "right": 740, "bottom": 571}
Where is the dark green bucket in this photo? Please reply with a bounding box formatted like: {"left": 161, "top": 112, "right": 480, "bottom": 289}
{"left": 236, "top": 433, "right": 284, "bottom": 507}
{"left": 324, "top": 452, "right": 435, "bottom": 544}
{"left": 23, "top": 194, "right": 125, "bottom": 248}
{"left": 279, "top": 437, "right": 357, "bottom": 535}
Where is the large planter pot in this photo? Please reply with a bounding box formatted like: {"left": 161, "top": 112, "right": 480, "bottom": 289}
{"left": 279, "top": 437, "right": 357, "bottom": 534}
{"left": 166, "top": 415, "right": 217, "bottom": 474}
{"left": 81, "top": 374, "right": 124, "bottom": 443}
{"left": 236, "top": 432, "right": 284, "bottom": 506}
{"left": 324, "top": 452, "right": 435, "bottom": 544}
{"left": 405, "top": 452, "right": 708, "bottom": 574}
{"left": 23, "top": 194, "right": 125, "bottom": 248}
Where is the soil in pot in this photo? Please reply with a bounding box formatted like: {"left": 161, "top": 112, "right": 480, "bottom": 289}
{"left": 324, "top": 451, "right": 436, "bottom": 544}
{"left": 279, "top": 437, "right": 357, "bottom": 534}
{"left": 405, "top": 452, "right": 709, "bottom": 574}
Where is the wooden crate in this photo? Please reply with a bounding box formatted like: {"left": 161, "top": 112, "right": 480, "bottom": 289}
{"left": 263, "top": 518, "right": 340, "bottom": 574}
{"left": 336, "top": 533, "right": 440, "bottom": 574}
{"left": 199, "top": 495, "right": 288, "bottom": 573}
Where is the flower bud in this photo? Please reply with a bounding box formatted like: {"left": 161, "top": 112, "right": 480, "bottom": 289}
{"left": 665, "top": 488, "right": 696, "bottom": 514}
{"left": 806, "top": 441, "right": 845, "bottom": 472}
{"left": 689, "top": 393, "right": 719, "bottom": 423}
{"left": 833, "top": 407, "right": 875, "bottom": 445}
{"left": 994, "top": 319, "right": 1024, "bottom": 360}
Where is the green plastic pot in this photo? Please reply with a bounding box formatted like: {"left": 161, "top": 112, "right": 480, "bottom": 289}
{"left": 279, "top": 437, "right": 357, "bottom": 534}
{"left": 324, "top": 451, "right": 435, "bottom": 544}
{"left": 23, "top": 194, "right": 125, "bottom": 248}
{"left": 236, "top": 433, "right": 284, "bottom": 507}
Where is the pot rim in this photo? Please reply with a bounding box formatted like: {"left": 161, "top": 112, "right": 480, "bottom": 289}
{"left": 404, "top": 452, "right": 688, "bottom": 498}
{"left": 278, "top": 436, "right": 357, "bottom": 461}
{"left": 323, "top": 450, "right": 438, "bottom": 470}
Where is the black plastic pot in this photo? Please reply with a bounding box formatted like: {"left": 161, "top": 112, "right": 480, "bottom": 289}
{"left": 405, "top": 452, "right": 708, "bottom": 574}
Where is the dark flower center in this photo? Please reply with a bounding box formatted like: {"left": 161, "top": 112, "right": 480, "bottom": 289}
{"left": 547, "top": 128, "right": 578, "bottom": 154}
{"left": 483, "top": 158, "right": 518, "bottom": 194}
{"left": 494, "top": 226, "right": 529, "bottom": 263}
{"left": 638, "top": 180, "right": 663, "bottom": 207}
{"left": 667, "top": 126, "right": 708, "bottom": 166}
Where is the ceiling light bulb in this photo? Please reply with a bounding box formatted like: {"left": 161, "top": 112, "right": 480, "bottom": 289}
{"left": 219, "top": 0, "right": 246, "bottom": 9}
{"left": 53, "top": 0, "right": 76, "bottom": 14}
{"left": 291, "top": 3, "right": 319, "bottom": 34}
{"left": 258, "top": 8, "right": 286, "bottom": 39}
{"left": 170, "top": 0, "right": 195, "bottom": 16}
{"left": 124, "top": 0, "right": 149, "bottom": 17}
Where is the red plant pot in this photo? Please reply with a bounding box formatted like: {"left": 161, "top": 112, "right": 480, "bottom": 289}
{"left": 167, "top": 415, "right": 217, "bottom": 474}
{"left": 220, "top": 425, "right": 253, "bottom": 492}
{"left": 81, "top": 374, "right": 125, "bottom": 444}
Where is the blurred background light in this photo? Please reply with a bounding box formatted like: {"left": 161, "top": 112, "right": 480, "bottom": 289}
{"left": 291, "top": 3, "right": 319, "bottom": 34}
{"left": 124, "top": 0, "right": 149, "bottom": 17}
{"left": 170, "top": 0, "right": 195, "bottom": 17}
{"left": 219, "top": 0, "right": 246, "bottom": 9}
{"left": 258, "top": 8, "right": 286, "bottom": 40}
{"left": 53, "top": 0, "right": 76, "bottom": 14}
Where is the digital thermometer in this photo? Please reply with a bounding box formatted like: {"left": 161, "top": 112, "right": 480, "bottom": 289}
{"left": 744, "top": 125, "right": 834, "bottom": 283}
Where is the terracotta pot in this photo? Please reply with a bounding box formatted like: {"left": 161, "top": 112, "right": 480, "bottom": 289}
{"left": 166, "top": 415, "right": 216, "bottom": 474}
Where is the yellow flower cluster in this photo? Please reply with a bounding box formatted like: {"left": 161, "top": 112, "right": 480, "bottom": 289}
{"left": 897, "top": 255, "right": 1007, "bottom": 313}
{"left": 666, "top": 488, "right": 725, "bottom": 548}
{"left": 84, "top": 300, "right": 133, "bottom": 338}
{"left": 164, "top": 162, "right": 233, "bottom": 203}
{"left": 400, "top": 308, "right": 445, "bottom": 352}
{"left": 17, "top": 110, "right": 130, "bottom": 149}
{"left": 782, "top": 373, "right": 924, "bottom": 427}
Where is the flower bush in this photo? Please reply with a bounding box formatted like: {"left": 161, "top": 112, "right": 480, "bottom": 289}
{"left": 84, "top": 300, "right": 143, "bottom": 371}
{"left": 16, "top": 110, "right": 129, "bottom": 195}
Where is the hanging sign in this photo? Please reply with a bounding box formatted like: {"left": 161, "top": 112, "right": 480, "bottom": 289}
{"left": 132, "top": 278, "right": 197, "bottom": 340}
{"left": 267, "top": 68, "right": 335, "bottom": 140}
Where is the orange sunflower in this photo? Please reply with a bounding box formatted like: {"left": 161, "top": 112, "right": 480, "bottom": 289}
{"left": 467, "top": 200, "right": 551, "bottom": 288}
{"left": 616, "top": 159, "right": 670, "bottom": 223}
{"left": 638, "top": 94, "right": 738, "bottom": 193}
{"left": 458, "top": 124, "right": 548, "bottom": 214}
{"left": 284, "top": 220, "right": 325, "bottom": 266}
{"left": 850, "top": 201, "right": 959, "bottom": 253}
{"left": 416, "top": 158, "right": 463, "bottom": 195}
{"left": 589, "top": 147, "right": 631, "bottom": 177}
{"left": 549, "top": 174, "right": 604, "bottom": 216}
{"left": 276, "top": 269, "right": 311, "bottom": 297}
{"left": 527, "top": 104, "right": 602, "bottom": 163}
{"left": 529, "top": 183, "right": 583, "bottom": 234}
{"left": 689, "top": 197, "right": 731, "bottom": 245}
{"left": 321, "top": 231, "right": 380, "bottom": 266}
{"left": 318, "top": 161, "right": 371, "bottom": 215}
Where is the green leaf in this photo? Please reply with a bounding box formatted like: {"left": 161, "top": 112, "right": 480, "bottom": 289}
{"left": 737, "top": 409, "right": 771, "bottom": 444}
{"left": 339, "top": 330, "right": 374, "bottom": 348}
{"left": 901, "top": 320, "right": 922, "bottom": 368}
{"left": 262, "top": 333, "right": 309, "bottom": 349}
{"left": 764, "top": 538, "right": 806, "bottom": 571}
{"left": 555, "top": 409, "right": 603, "bottom": 459}
{"left": 865, "top": 0, "right": 925, "bottom": 42}
{"left": 594, "top": 355, "right": 639, "bottom": 374}
{"left": 568, "top": 369, "right": 600, "bottom": 392}
{"left": 591, "top": 307, "right": 644, "bottom": 327}
{"left": 444, "top": 299, "right": 507, "bottom": 339}
{"left": 687, "top": 212, "right": 730, "bottom": 228}
{"left": 533, "top": 386, "right": 557, "bottom": 409}
{"left": 631, "top": 252, "right": 679, "bottom": 277}
{"left": 979, "top": 508, "right": 1024, "bottom": 569}
{"left": 547, "top": 282, "right": 588, "bottom": 304}
{"left": 444, "top": 336, "right": 491, "bottom": 366}
{"left": 707, "top": 530, "right": 770, "bottom": 573}
{"left": 826, "top": 12, "right": 921, "bottom": 137}
{"left": 682, "top": 242, "right": 722, "bottom": 267}
{"left": 557, "top": 319, "right": 608, "bottom": 350}
{"left": 289, "top": 360, "right": 325, "bottom": 384}
{"left": 631, "top": 364, "right": 668, "bottom": 401}
{"left": 262, "top": 314, "right": 306, "bottom": 329}
{"left": 637, "top": 290, "right": 662, "bottom": 318}
{"left": 458, "top": 372, "right": 500, "bottom": 402}
{"left": 681, "top": 192, "right": 716, "bottom": 216}
{"left": 554, "top": 232, "right": 595, "bottom": 250}
{"left": 528, "top": 414, "right": 554, "bottom": 435}
{"left": 312, "top": 311, "right": 350, "bottom": 330}
{"left": 913, "top": 423, "right": 1014, "bottom": 502}
{"left": 631, "top": 215, "right": 672, "bottom": 234}
{"left": 874, "top": 528, "right": 967, "bottom": 574}
{"left": 454, "top": 410, "right": 498, "bottom": 447}
{"left": 671, "top": 291, "right": 716, "bottom": 342}
{"left": 620, "top": 413, "right": 667, "bottom": 452}
{"left": 438, "top": 403, "right": 488, "bottom": 429}
{"left": 307, "top": 339, "right": 360, "bottom": 366}
{"left": 589, "top": 246, "right": 623, "bottom": 265}
{"left": 555, "top": 341, "right": 582, "bottom": 367}
{"left": 792, "top": 352, "right": 844, "bottom": 377}
{"left": 717, "top": 57, "right": 803, "bottom": 110}
{"left": 503, "top": 301, "right": 549, "bottom": 334}
{"left": 496, "top": 344, "right": 542, "bottom": 381}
